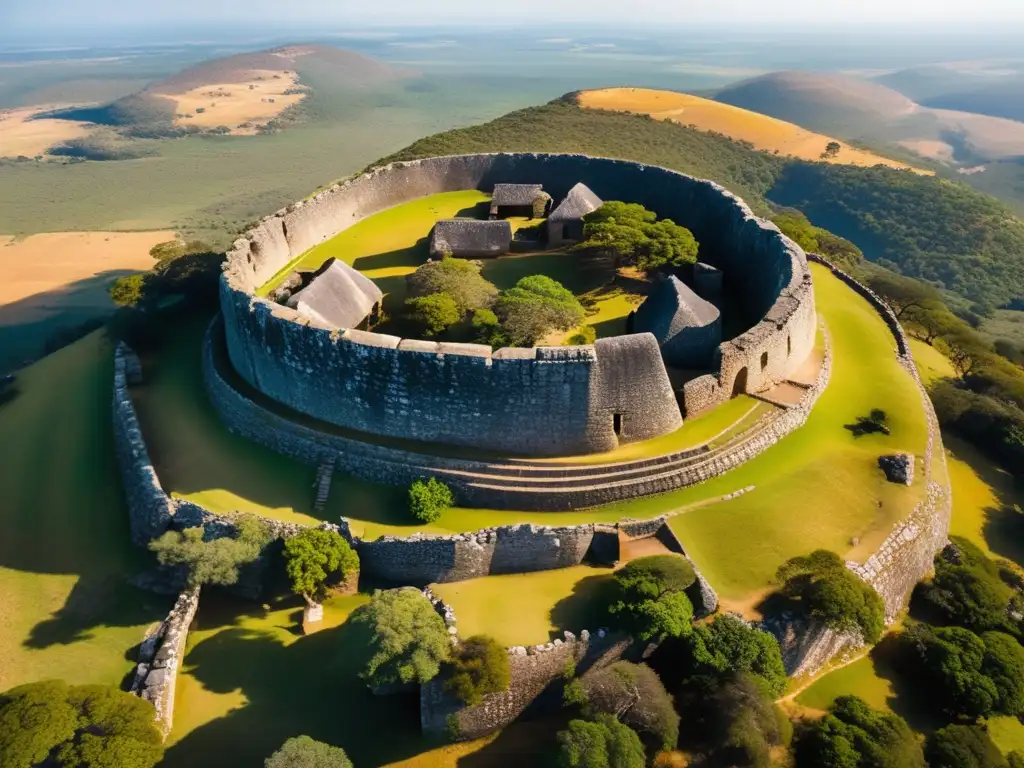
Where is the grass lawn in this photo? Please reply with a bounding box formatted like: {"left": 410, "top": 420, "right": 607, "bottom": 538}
{"left": 794, "top": 655, "right": 894, "bottom": 713}
{"left": 0, "top": 332, "right": 170, "bottom": 692}
{"left": 430, "top": 565, "right": 615, "bottom": 647}
{"left": 908, "top": 337, "right": 956, "bottom": 385}
{"left": 989, "top": 716, "right": 1024, "bottom": 756}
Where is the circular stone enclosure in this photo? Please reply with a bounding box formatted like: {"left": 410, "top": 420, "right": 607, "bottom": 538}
{"left": 220, "top": 153, "right": 816, "bottom": 457}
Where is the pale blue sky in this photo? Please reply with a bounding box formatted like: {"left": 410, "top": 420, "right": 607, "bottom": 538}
{"left": 8, "top": 0, "right": 1024, "bottom": 30}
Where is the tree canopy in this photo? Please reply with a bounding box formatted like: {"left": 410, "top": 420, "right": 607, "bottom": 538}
{"left": 607, "top": 555, "right": 696, "bottom": 641}
{"left": 149, "top": 515, "right": 271, "bottom": 590}
{"left": 680, "top": 614, "right": 788, "bottom": 697}
{"left": 408, "top": 478, "right": 454, "bottom": 524}
{"left": 0, "top": 680, "right": 163, "bottom": 768}
{"left": 283, "top": 528, "right": 359, "bottom": 606}
{"left": 264, "top": 735, "right": 353, "bottom": 768}
{"left": 578, "top": 201, "right": 699, "bottom": 272}
{"left": 793, "top": 695, "right": 924, "bottom": 768}
{"left": 406, "top": 257, "right": 498, "bottom": 315}
{"left": 352, "top": 587, "right": 450, "bottom": 688}
{"left": 406, "top": 293, "right": 461, "bottom": 337}
{"left": 443, "top": 635, "right": 511, "bottom": 706}
{"left": 705, "top": 673, "right": 792, "bottom": 768}
{"left": 494, "top": 275, "right": 586, "bottom": 346}
{"left": 775, "top": 550, "right": 885, "bottom": 643}
{"left": 557, "top": 713, "right": 646, "bottom": 768}
{"left": 925, "top": 724, "right": 1006, "bottom": 768}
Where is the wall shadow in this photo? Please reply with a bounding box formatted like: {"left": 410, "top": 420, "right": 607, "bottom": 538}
{"left": 352, "top": 240, "right": 429, "bottom": 273}
{"left": 870, "top": 634, "right": 948, "bottom": 734}
{"left": 548, "top": 572, "right": 615, "bottom": 638}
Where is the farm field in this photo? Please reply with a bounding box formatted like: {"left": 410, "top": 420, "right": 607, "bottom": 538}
{"left": 576, "top": 88, "right": 926, "bottom": 173}
{"left": 0, "top": 331, "right": 169, "bottom": 692}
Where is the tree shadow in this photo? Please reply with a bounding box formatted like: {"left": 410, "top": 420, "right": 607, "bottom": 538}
{"left": 869, "top": 634, "right": 948, "bottom": 734}
{"left": 160, "top": 593, "right": 432, "bottom": 768}
{"left": 548, "top": 572, "right": 616, "bottom": 638}
{"left": 456, "top": 715, "right": 566, "bottom": 768}
{"left": 844, "top": 409, "right": 891, "bottom": 438}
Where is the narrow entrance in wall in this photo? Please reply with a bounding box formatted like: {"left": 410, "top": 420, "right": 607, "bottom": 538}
{"left": 732, "top": 367, "right": 748, "bottom": 396}
{"left": 760, "top": 351, "right": 769, "bottom": 371}
{"left": 613, "top": 413, "right": 623, "bottom": 437}
{"left": 787, "top": 335, "right": 792, "bottom": 358}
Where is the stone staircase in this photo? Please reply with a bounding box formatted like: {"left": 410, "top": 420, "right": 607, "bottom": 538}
{"left": 313, "top": 460, "right": 334, "bottom": 513}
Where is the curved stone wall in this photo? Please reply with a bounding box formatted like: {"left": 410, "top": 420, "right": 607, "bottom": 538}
{"left": 221, "top": 153, "right": 816, "bottom": 455}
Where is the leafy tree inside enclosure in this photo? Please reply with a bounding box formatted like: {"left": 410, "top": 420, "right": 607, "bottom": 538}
{"left": 408, "top": 478, "right": 454, "bottom": 523}
{"left": 406, "top": 293, "right": 461, "bottom": 337}
{"left": 793, "top": 695, "right": 924, "bottom": 768}
{"left": 925, "top": 724, "right": 1007, "bottom": 768}
{"left": 556, "top": 713, "right": 646, "bottom": 768}
{"left": 494, "top": 275, "right": 586, "bottom": 346}
{"left": 607, "top": 555, "right": 696, "bottom": 641}
{"left": 283, "top": 527, "right": 359, "bottom": 606}
{"left": 149, "top": 514, "right": 272, "bottom": 590}
{"left": 577, "top": 201, "right": 699, "bottom": 272}
{"left": 406, "top": 257, "right": 498, "bottom": 315}
{"left": 351, "top": 587, "right": 450, "bottom": 689}
{"left": 443, "top": 635, "right": 511, "bottom": 706}
{"left": 264, "top": 735, "right": 353, "bottom": 768}
{"left": 0, "top": 680, "right": 164, "bottom": 768}
{"left": 680, "top": 614, "right": 788, "bottom": 697}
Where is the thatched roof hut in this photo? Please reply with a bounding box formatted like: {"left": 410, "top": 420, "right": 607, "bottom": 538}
{"left": 430, "top": 219, "right": 512, "bottom": 258}
{"left": 489, "top": 183, "right": 551, "bottom": 219}
{"left": 548, "top": 182, "right": 603, "bottom": 243}
{"left": 287, "top": 258, "right": 383, "bottom": 329}
{"left": 632, "top": 275, "right": 721, "bottom": 369}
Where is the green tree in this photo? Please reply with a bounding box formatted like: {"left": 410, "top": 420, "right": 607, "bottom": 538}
{"left": 773, "top": 211, "right": 820, "bottom": 253}
{"left": 578, "top": 201, "right": 698, "bottom": 272}
{"left": 925, "top": 724, "right": 1005, "bottom": 768}
{"left": 109, "top": 274, "right": 148, "bottom": 307}
{"left": 557, "top": 713, "right": 646, "bottom": 768}
{"left": 352, "top": 587, "right": 450, "bottom": 689}
{"left": 443, "top": 635, "right": 511, "bottom": 705}
{"left": 822, "top": 141, "right": 842, "bottom": 159}
{"left": 264, "top": 735, "right": 353, "bottom": 768}
{"left": 681, "top": 614, "right": 788, "bottom": 697}
{"left": 0, "top": 680, "right": 163, "bottom": 768}
{"left": 864, "top": 271, "right": 942, "bottom": 321}
{"left": 793, "top": 695, "right": 924, "bottom": 768}
{"left": 574, "top": 662, "right": 680, "bottom": 751}
{"left": 775, "top": 550, "right": 884, "bottom": 643}
{"left": 1008, "top": 750, "right": 1024, "bottom": 768}
{"left": 406, "top": 257, "right": 498, "bottom": 315}
{"left": 607, "top": 555, "right": 696, "bottom": 641}
{"left": 283, "top": 528, "right": 359, "bottom": 606}
{"left": 494, "top": 275, "right": 586, "bottom": 346}
{"left": 149, "top": 515, "right": 271, "bottom": 590}
{"left": 408, "top": 478, "right": 454, "bottom": 524}
{"left": 406, "top": 293, "right": 461, "bottom": 337}
{"left": 707, "top": 673, "right": 792, "bottom": 768}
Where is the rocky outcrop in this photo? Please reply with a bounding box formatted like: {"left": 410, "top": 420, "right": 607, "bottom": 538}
{"left": 879, "top": 453, "right": 914, "bottom": 485}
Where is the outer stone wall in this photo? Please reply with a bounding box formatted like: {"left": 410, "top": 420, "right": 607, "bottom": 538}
{"left": 221, "top": 153, "right": 816, "bottom": 454}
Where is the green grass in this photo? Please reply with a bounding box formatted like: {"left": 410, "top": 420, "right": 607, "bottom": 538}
{"left": 989, "top": 716, "right": 1024, "bottom": 756}
{"left": 794, "top": 655, "right": 894, "bottom": 712}
{"left": 0, "top": 331, "right": 170, "bottom": 692}
{"left": 430, "top": 565, "right": 615, "bottom": 647}
{"left": 908, "top": 337, "right": 956, "bottom": 385}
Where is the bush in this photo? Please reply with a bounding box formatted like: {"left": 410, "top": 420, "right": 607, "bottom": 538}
{"left": 925, "top": 724, "right": 1005, "bottom": 768}
{"left": 471, "top": 308, "right": 506, "bottom": 347}
{"left": 443, "top": 635, "right": 511, "bottom": 705}
{"left": 408, "top": 478, "right": 454, "bottom": 523}
{"left": 793, "top": 695, "right": 924, "bottom": 768}
{"left": 109, "top": 274, "right": 147, "bottom": 307}
{"left": 265, "top": 735, "right": 352, "bottom": 768}
{"left": 578, "top": 201, "right": 699, "bottom": 272}
{"left": 495, "top": 275, "right": 586, "bottom": 346}
{"left": 680, "top": 614, "right": 788, "bottom": 697}
{"left": 575, "top": 662, "right": 679, "bottom": 751}
{"left": 352, "top": 587, "right": 450, "bottom": 688}
{"left": 557, "top": 713, "right": 646, "bottom": 768}
{"left": 406, "top": 257, "right": 498, "bottom": 314}
{"left": 608, "top": 555, "right": 696, "bottom": 641}
{"left": 709, "top": 673, "right": 791, "bottom": 768}
{"left": 149, "top": 515, "right": 271, "bottom": 590}
{"left": 0, "top": 680, "right": 163, "bottom": 768}
{"left": 283, "top": 528, "right": 359, "bottom": 605}
{"left": 406, "top": 293, "right": 461, "bottom": 336}
{"left": 775, "top": 550, "right": 885, "bottom": 643}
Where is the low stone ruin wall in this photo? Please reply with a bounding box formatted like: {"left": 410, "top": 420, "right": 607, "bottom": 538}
{"left": 129, "top": 586, "right": 200, "bottom": 738}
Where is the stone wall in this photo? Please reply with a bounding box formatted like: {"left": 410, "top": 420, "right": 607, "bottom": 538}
{"left": 221, "top": 152, "right": 816, "bottom": 454}
{"left": 130, "top": 586, "right": 200, "bottom": 738}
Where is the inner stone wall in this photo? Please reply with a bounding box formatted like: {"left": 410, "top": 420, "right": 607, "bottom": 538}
{"left": 221, "top": 153, "right": 815, "bottom": 454}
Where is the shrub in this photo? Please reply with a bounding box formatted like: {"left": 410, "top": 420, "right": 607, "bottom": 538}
{"left": 557, "top": 713, "right": 646, "bottom": 768}
{"left": 495, "top": 275, "right": 586, "bottom": 346}
{"left": 576, "top": 662, "right": 679, "bottom": 750}
{"left": 680, "top": 614, "right": 787, "bottom": 697}
{"left": 406, "top": 257, "right": 498, "bottom": 314}
{"left": 264, "top": 735, "right": 352, "bottom": 768}
{"left": 352, "top": 587, "right": 450, "bottom": 688}
{"left": 578, "top": 201, "right": 698, "bottom": 272}
{"left": 471, "top": 308, "right": 506, "bottom": 346}
{"left": 283, "top": 528, "right": 359, "bottom": 605}
{"left": 925, "top": 724, "right": 1005, "bottom": 768}
{"left": 149, "top": 515, "right": 271, "bottom": 590}
{"left": 775, "top": 550, "right": 884, "bottom": 643}
{"left": 0, "top": 680, "right": 163, "bottom": 768}
{"left": 443, "top": 635, "right": 511, "bottom": 705}
{"left": 408, "top": 478, "right": 454, "bottom": 523}
{"left": 707, "top": 673, "right": 791, "bottom": 768}
{"left": 406, "top": 293, "right": 461, "bottom": 336}
{"left": 109, "top": 274, "right": 148, "bottom": 307}
{"left": 607, "top": 555, "right": 696, "bottom": 640}
{"left": 793, "top": 695, "right": 924, "bottom": 768}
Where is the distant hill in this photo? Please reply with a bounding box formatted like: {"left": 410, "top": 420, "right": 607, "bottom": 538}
{"left": 875, "top": 65, "right": 1024, "bottom": 123}
{"left": 575, "top": 87, "right": 926, "bottom": 173}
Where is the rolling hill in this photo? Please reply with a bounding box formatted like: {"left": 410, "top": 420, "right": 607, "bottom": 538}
{"left": 575, "top": 87, "right": 925, "bottom": 172}
{"left": 875, "top": 64, "right": 1024, "bottom": 123}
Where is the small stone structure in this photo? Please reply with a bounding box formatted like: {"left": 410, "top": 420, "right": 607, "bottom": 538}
{"left": 547, "top": 181, "right": 603, "bottom": 244}
{"left": 631, "top": 275, "right": 722, "bottom": 369}
{"left": 130, "top": 586, "right": 200, "bottom": 738}
{"left": 489, "top": 182, "right": 551, "bottom": 219}
{"left": 879, "top": 453, "right": 914, "bottom": 485}
{"left": 286, "top": 258, "right": 382, "bottom": 330}
{"left": 429, "top": 219, "right": 512, "bottom": 258}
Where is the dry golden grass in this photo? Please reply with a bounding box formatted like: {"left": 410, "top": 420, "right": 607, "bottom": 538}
{"left": 577, "top": 88, "right": 929, "bottom": 174}
{"left": 0, "top": 105, "right": 94, "bottom": 158}
{"left": 162, "top": 70, "right": 306, "bottom": 135}
{"left": 0, "top": 230, "right": 175, "bottom": 322}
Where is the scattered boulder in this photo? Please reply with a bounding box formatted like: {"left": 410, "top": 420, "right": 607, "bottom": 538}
{"left": 878, "top": 453, "right": 914, "bottom": 485}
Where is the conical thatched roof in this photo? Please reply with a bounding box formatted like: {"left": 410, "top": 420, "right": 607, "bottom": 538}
{"left": 549, "top": 183, "right": 603, "bottom": 222}
{"left": 633, "top": 276, "right": 721, "bottom": 368}
{"left": 287, "top": 258, "right": 382, "bottom": 329}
